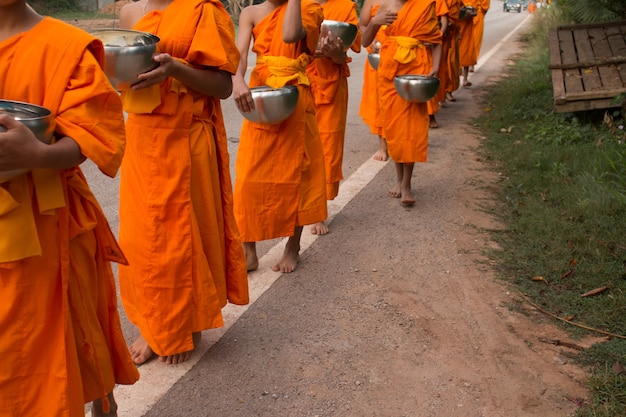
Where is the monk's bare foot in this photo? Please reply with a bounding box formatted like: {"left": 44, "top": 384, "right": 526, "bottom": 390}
{"left": 372, "top": 149, "right": 388, "bottom": 161}
{"left": 469, "top": 65, "right": 475, "bottom": 73}
{"left": 310, "top": 222, "right": 329, "bottom": 235}
{"left": 243, "top": 243, "right": 258, "bottom": 272}
{"left": 129, "top": 335, "right": 154, "bottom": 365}
{"left": 92, "top": 392, "right": 117, "bottom": 417}
{"left": 272, "top": 241, "right": 300, "bottom": 273}
{"left": 440, "top": 99, "right": 448, "bottom": 108}
{"left": 400, "top": 189, "right": 416, "bottom": 206}
{"left": 429, "top": 115, "right": 439, "bottom": 128}
{"left": 159, "top": 351, "right": 190, "bottom": 365}
{"left": 463, "top": 80, "right": 472, "bottom": 87}
{"left": 446, "top": 92, "right": 456, "bottom": 102}
{"left": 387, "top": 184, "right": 401, "bottom": 198}
{"left": 158, "top": 332, "right": 200, "bottom": 365}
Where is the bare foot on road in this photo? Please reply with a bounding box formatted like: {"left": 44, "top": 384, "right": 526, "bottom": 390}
{"left": 129, "top": 334, "right": 154, "bottom": 366}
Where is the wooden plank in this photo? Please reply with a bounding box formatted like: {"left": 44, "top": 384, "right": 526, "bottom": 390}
{"left": 598, "top": 64, "right": 624, "bottom": 90}
{"left": 548, "top": 28, "right": 562, "bottom": 67}
{"left": 559, "top": 29, "right": 578, "bottom": 66}
{"left": 551, "top": 69, "right": 567, "bottom": 104}
{"left": 555, "top": 19, "right": 626, "bottom": 31}
{"left": 548, "top": 55, "right": 626, "bottom": 70}
{"left": 558, "top": 87, "right": 626, "bottom": 102}
{"left": 573, "top": 28, "right": 603, "bottom": 93}
{"left": 555, "top": 96, "right": 624, "bottom": 113}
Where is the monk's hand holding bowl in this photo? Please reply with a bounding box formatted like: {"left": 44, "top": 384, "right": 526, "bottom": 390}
{"left": 0, "top": 114, "right": 45, "bottom": 172}
{"left": 233, "top": 77, "right": 255, "bottom": 114}
{"left": 132, "top": 53, "right": 179, "bottom": 90}
{"left": 319, "top": 31, "right": 346, "bottom": 64}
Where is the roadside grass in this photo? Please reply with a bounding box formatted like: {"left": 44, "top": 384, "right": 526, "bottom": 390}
{"left": 474, "top": 8, "right": 626, "bottom": 416}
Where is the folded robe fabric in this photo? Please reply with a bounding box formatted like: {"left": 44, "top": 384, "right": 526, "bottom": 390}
{"left": 358, "top": 3, "right": 387, "bottom": 136}
{"left": 0, "top": 17, "right": 138, "bottom": 417}
{"left": 306, "top": 0, "right": 361, "bottom": 199}
{"left": 118, "top": 0, "right": 249, "bottom": 358}
{"left": 377, "top": 0, "right": 442, "bottom": 163}
{"left": 234, "top": 0, "right": 328, "bottom": 242}
{"left": 459, "top": 0, "right": 478, "bottom": 67}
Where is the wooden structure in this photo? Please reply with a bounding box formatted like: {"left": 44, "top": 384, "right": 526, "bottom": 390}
{"left": 548, "top": 20, "right": 626, "bottom": 113}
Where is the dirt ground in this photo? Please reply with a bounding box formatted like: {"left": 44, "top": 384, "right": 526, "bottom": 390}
{"left": 73, "top": 15, "right": 603, "bottom": 417}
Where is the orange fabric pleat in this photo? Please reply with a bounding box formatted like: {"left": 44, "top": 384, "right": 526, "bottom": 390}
{"left": 118, "top": 0, "right": 249, "bottom": 358}
{"left": 0, "top": 17, "right": 138, "bottom": 417}
{"left": 307, "top": 0, "right": 361, "bottom": 200}
{"left": 377, "top": 0, "right": 442, "bottom": 163}
{"left": 233, "top": 0, "right": 328, "bottom": 242}
{"left": 359, "top": 3, "right": 386, "bottom": 136}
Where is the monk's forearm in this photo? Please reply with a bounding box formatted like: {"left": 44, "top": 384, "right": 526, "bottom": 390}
{"left": 282, "top": 0, "right": 305, "bottom": 43}
{"left": 361, "top": 23, "right": 381, "bottom": 48}
{"left": 173, "top": 62, "right": 233, "bottom": 99}
{"left": 35, "top": 137, "right": 86, "bottom": 170}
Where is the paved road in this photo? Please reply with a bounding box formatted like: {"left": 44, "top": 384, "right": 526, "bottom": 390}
{"left": 82, "top": 5, "right": 532, "bottom": 416}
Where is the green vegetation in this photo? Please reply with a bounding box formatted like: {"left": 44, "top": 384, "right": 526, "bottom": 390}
{"left": 475, "top": 6, "right": 626, "bottom": 416}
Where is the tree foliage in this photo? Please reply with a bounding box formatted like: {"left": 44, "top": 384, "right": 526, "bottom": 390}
{"left": 555, "top": 0, "right": 626, "bottom": 23}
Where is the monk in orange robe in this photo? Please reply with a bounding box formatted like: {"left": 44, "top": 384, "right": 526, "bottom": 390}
{"left": 363, "top": 0, "right": 442, "bottom": 206}
{"left": 0, "top": 3, "right": 139, "bottom": 416}
{"left": 458, "top": 0, "right": 478, "bottom": 86}
{"left": 472, "top": 0, "right": 490, "bottom": 65}
{"left": 427, "top": 0, "right": 450, "bottom": 128}
{"left": 117, "top": 0, "right": 249, "bottom": 366}
{"left": 436, "top": 0, "right": 462, "bottom": 105}
{"left": 233, "top": 0, "right": 328, "bottom": 273}
{"left": 306, "top": 0, "right": 361, "bottom": 234}
{"left": 359, "top": 0, "right": 390, "bottom": 161}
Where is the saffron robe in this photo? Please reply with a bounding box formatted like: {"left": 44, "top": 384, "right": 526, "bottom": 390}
{"left": 0, "top": 17, "right": 138, "bottom": 417}
{"left": 472, "top": 0, "right": 490, "bottom": 59}
{"left": 358, "top": 3, "right": 387, "bottom": 136}
{"left": 234, "top": 0, "right": 328, "bottom": 242}
{"left": 118, "top": 0, "right": 249, "bottom": 358}
{"left": 436, "top": 0, "right": 462, "bottom": 102}
{"left": 306, "top": 0, "right": 361, "bottom": 199}
{"left": 458, "top": 0, "right": 478, "bottom": 67}
{"left": 378, "top": 0, "right": 442, "bottom": 163}
{"left": 428, "top": 0, "right": 450, "bottom": 116}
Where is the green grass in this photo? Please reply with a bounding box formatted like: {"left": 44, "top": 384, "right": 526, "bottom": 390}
{"left": 474, "top": 8, "right": 626, "bottom": 416}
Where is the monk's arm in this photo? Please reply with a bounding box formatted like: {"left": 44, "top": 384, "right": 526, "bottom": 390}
{"left": 0, "top": 114, "right": 85, "bottom": 172}
{"left": 429, "top": 43, "right": 442, "bottom": 76}
{"left": 361, "top": 3, "right": 396, "bottom": 47}
{"left": 232, "top": 6, "right": 255, "bottom": 113}
{"left": 282, "top": 0, "right": 306, "bottom": 43}
{"left": 440, "top": 15, "right": 449, "bottom": 36}
{"left": 168, "top": 59, "right": 233, "bottom": 99}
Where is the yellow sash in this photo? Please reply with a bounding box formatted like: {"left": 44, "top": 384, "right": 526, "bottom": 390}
{"left": 389, "top": 36, "right": 424, "bottom": 64}
{"left": 258, "top": 53, "right": 311, "bottom": 88}
{"left": 0, "top": 168, "right": 65, "bottom": 262}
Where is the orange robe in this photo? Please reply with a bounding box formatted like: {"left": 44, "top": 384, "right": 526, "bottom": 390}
{"left": 436, "top": 0, "right": 462, "bottom": 102}
{"left": 118, "top": 0, "right": 249, "bottom": 358}
{"left": 459, "top": 0, "right": 478, "bottom": 67}
{"left": 0, "top": 17, "right": 138, "bottom": 417}
{"left": 234, "top": 0, "right": 328, "bottom": 242}
{"left": 306, "top": 0, "right": 361, "bottom": 199}
{"left": 472, "top": 0, "right": 490, "bottom": 60}
{"left": 428, "top": 0, "right": 449, "bottom": 116}
{"left": 377, "top": 0, "right": 442, "bottom": 163}
{"left": 358, "top": 3, "right": 387, "bottom": 136}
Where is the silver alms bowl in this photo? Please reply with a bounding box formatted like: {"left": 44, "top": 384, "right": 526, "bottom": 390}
{"left": 0, "top": 100, "right": 55, "bottom": 182}
{"left": 319, "top": 20, "right": 358, "bottom": 52}
{"left": 394, "top": 75, "right": 440, "bottom": 103}
{"left": 367, "top": 53, "right": 380, "bottom": 70}
{"left": 239, "top": 86, "right": 299, "bottom": 125}
{"left": 91, "top": 29, "right": 160, "bottom": 90}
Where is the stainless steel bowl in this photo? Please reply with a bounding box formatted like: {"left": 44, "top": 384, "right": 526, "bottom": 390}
{"left": 239, "top": 86, "right": 299, "bottom": 125}
{"left": 319, "top": 20, "right": 358, "bottom": 52}
{"left": 91, "top": 29, "right": 160, "bottom": 90}
{"left": 0, "top": 100, "right": 55, "bottom": 182}
{"left": 367, "top": 53, "right": 380, "bottom": 70}
{"left": 394, "top": 75, "right": 440, "bottom": 103}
